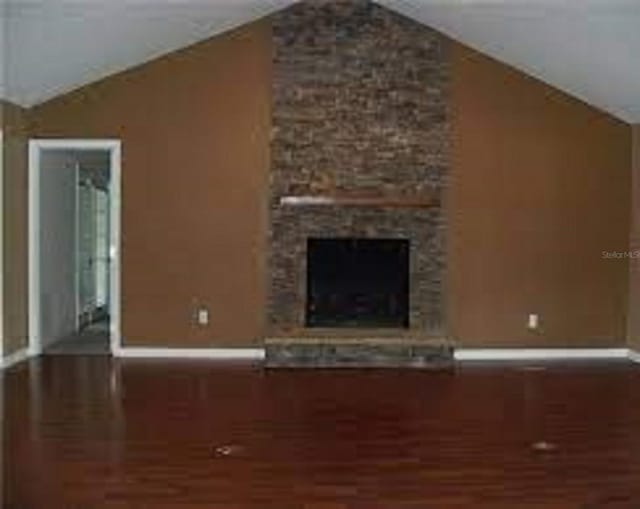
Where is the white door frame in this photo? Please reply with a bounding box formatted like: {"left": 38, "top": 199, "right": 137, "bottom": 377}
{"left": 28, "top": 139, "right": 122, "bottom": 356}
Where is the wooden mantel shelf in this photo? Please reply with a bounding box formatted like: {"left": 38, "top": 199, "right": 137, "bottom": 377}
{"left": 279, "top": 192, "right": 439, "bottom": 209}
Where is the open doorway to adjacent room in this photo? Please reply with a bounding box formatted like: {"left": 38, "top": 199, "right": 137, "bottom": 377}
{"left": 28, "top": 140, "right": 121, "bottom": 356}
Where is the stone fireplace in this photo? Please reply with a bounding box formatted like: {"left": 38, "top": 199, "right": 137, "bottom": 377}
{"left": 268, "top": 0, "right": 450, "bottom": 344}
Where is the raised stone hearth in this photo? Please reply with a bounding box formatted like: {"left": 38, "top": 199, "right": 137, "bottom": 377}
{"left": 265, "top": 337, "right": 454, "bottom": 369}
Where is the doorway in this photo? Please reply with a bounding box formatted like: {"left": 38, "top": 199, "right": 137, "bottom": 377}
{"left": 28, "top": 140, "right": 121, "bottom": 356}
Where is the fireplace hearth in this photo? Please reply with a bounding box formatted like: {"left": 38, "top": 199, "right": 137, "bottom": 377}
{"left": 306, "top": 238, "right": 410, "bottom": 328}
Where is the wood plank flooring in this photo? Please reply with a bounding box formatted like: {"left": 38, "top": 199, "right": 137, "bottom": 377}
{"left": 3, "top": 356, "right": 640, "bottom": 508}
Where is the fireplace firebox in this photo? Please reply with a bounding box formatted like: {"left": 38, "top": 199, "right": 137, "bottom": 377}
{"left": 306, "top": 238, "right": 410, "bottom": 328}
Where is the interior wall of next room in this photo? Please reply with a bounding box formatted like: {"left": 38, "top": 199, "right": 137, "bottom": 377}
{"left": 38, "top": 150, "right": 77, "bottom": 348}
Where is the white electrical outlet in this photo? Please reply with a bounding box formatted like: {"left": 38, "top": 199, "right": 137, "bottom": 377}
{"left": 197, "top": 308, "right": 209, "bottom": 326}
{"left": 527, "top": 313, "right": 539, "bottom": 330}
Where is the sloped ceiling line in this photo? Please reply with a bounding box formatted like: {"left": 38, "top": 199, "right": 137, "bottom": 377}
{"left": 2, "top": 0, "right": 640, "bottom": 122}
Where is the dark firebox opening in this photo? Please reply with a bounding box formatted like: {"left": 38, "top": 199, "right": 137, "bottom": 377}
{"left": 306, "top": 238, "right": 409, "bottom": 328}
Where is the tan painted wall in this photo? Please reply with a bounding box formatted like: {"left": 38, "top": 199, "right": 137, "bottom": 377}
{"left": 2, "top": 101, "right": 30, "bottom": 355}
{"left": 449, "top": 42, "right": 631, "bottom": 347}
{"left": 15, "top": 20, "right": 634, "bottom": 349}
{"left": 30, "top": 21, "right": 272, "bottom": 347}
{"left": 629, "top": 125, "right": 640, "bottom": 351}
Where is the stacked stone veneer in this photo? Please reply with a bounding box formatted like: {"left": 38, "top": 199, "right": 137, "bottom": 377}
{"left": 269, "top": 0, "right": 450, "bottom": 337}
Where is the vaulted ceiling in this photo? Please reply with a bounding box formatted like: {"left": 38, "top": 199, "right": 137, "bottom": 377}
{"left": 2, "top": 0, "right": 640, "bottom": 123}
{"left": 381, "top": 0, "right": 640, "bottom": 123}
{"left": 1, "top": 0, "right": 297, "bottom": 107}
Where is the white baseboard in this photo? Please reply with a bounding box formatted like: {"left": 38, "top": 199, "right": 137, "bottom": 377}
{"left": 114, "top": 347, "right": 265, "bottom": 360}
{"left": 454, "top": 348, "right": 630, "bottom": 362}
{"left": 4, "top": 345, "right": 635, "bottom": 365}
{"left": 116, "top": 347, "right": 637, "bottom": 364}
{"left": 1, "top": 348, "right": 31, "bottom": 369}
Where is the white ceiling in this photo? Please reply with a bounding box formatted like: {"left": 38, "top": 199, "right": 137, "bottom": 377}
{"left": 1, "top": 0, "right": 296, "bottom": 107}
{"left": 380, "top": 0, "right": 640, "bottom": 123}
{"left": 2, "top": 0, "right": 640, "bottom": 123}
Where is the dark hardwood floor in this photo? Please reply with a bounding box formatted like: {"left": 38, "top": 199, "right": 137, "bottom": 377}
{"left": 3, "top": 356, "right": 640, "bottom": 508}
